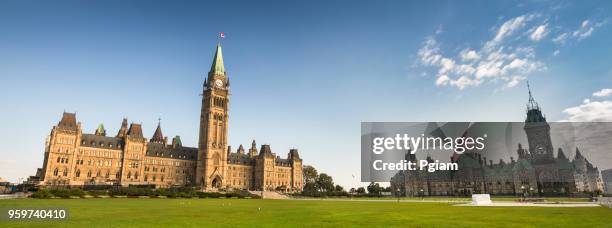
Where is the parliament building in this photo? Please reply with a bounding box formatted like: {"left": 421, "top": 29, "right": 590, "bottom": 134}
{"left": 393, "top": 85, "right": 604, "bottom": 197}
{"left": 32, "top": 44, "right": 304, "bottom": 192}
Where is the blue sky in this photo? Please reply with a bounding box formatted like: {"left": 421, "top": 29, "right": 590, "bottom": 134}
{"left": 1, "top": 0, "right": 611, "bottom": 187}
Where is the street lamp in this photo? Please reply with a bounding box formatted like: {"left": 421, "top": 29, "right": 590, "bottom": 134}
{"left": 520, "top": 185, "right": 526, "bottom": 201}
{"left": 420, "top": 189, "right": 424, "bottom": 200}
{"left": 396, "top": 188, "right": 401, "bottom": 202}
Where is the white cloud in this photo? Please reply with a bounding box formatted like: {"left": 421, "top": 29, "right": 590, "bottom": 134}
{"left": 504, "top": 76, "right": 526, "bottom": 89}
{"left": 554, "top": 19, "right": 608, "bottom": 44}
{"left": 417, "top": 14, "right": 546, "bottom": 90}
{"left": 450, "top": 76, "right": 482, "bottom": 90}
{"left": 593, "top": 88, "right": 612, "bottom": 97}
{"left": 435, "top": 75, "right": 450, "bottom": 86}
{"left": 561, "top": 88, "right": 612, "bottom": 121}
{"left": 553, "top": 49, "right": 560, "bottom": 56}
{"left": 552, "top": 32, "right": 569, "bottom": 44}
{"left": 562, "top": 100, "right": 612, "bottom": 122}
{"left": 572, "top": 20, "right": 595, "bottom": 40}
{"left": 492, "top": 15, "right": 533, "bottom": 44}
{"left": 460, "top": 49, "right": 480, "bottom": 61}
{"left": 530, "top": 24, "right": 548, "bottom": 41}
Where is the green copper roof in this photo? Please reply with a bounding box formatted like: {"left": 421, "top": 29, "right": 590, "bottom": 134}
{"left": 95, "top": 123, "right": 106, "bottom": 136}
{"left": 97, "top": 123, "right": 105, "bottom": 132}
{"left": 209, "top": 44, "right": 225, "bottom": 76}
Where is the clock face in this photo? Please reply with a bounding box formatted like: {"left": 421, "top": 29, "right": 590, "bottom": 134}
{"left": 535, "top": 145, "right": 545, "bottom": 154}
{"left": 215, "top": 79, "right": 223, "bottom": 88}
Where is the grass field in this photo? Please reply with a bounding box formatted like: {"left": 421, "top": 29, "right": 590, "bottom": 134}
{"left": 1, "top": 198, "right": 611, "bottom": 227}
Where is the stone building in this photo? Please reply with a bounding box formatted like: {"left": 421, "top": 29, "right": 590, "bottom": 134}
{"left": 34, "top": 44, "right": 303, "bottom": 192}
{"left": 395, "top": 84, "right": 603, "bottom": 197}
{"left": 602, "top": 169, "right": 612, "bottom": 194}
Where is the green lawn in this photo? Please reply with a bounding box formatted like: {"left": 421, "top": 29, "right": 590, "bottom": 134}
{"left": 1, "top": 198, "right": 610, "bottom": 227}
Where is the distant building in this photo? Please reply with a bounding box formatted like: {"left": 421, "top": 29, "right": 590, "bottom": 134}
{"left": 32, "top": 44, "right": 304, "bottom": 192}
{"left": 396, "top": 83, "right": 603, "bottom": 196}
{"left": 602, "top": 169, "right": 612, "bottom": 194}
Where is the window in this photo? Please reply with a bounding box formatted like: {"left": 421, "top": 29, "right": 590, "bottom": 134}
{"left": 57, "top": 157, "right": 61, "bottom": 163}
{"left": 87, "top": 170, "right": 92, "bottom": 178}
{"left": 127, "top": 172, "right": 132, "bottom": 179}
{"left": 63, "top": 169, "right": 68, "bottom": 176}
{"left": 53, "top": 168, "right": 59, "bottom": 176}
{"left": 75, "top": 170, "right": 81, "bottom": 177}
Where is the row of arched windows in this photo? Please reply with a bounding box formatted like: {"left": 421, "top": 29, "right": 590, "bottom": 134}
{"left": 213, "top": 97, "right": 226, "bottom": 108}
{"left": 212, "top": 113, "right": 224, "bottom": 121}
{"left": 56, "top": 157, "right": 69, "bottom": 164}
{"left": 53, "top": 168, "right": 68, "bottom": 176}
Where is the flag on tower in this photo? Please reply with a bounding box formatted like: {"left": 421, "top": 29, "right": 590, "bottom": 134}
{"left": 219, "top": 32, "right": 225, "bottom": 39}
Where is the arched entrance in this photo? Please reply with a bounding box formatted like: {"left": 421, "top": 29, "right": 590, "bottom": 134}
{"left": 212, "top": 176, "right": 222, "bottom": 188}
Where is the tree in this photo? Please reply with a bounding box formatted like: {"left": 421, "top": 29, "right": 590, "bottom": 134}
{"left": 302, "top": 182, "right": 317, "bottom": 196}
{"left": 303, "top": 165, "right": 318, "bottom": 185}
{"left": 367, "top": 182, "right": 382, "bottom": 196}
{"left": 334, "top": 185, "right": 344, "bottom": 192}
{"left": 316, "top": 173, "right": 335, "bottom": 192}
{"left": 356, "top": 187, "right": 366, "bottom": 194}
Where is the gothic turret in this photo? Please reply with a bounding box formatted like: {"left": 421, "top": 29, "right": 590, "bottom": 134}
{"left": 575, "top": 147, "right": 584, "bottom": 159}
{"left": 237, "top": 144, "right": 245, "bottom": 154}
{"left": 116, "top": 118, "right": 128, "bottom": 137}
{"left": 58, "top": 112, "right": 78, "bottom": 131}
{"left": 171, "top": 136, "right": 182, "bottom": 148}
{"left": 259, "top": 144, "right": 274, "bottom": 157}
{"left": 150, "top": 119, "right": 164, "bottom": 144}
{"left": 95, "top": 123, "right": 106, "bottom": 136}
{"left": 288, "top": 149, "right": 300, "bottom": 160}
{"left": 557, "top": 148, "right": 568, "bottom": 160}
{"left": 249, "top": 140, "right": 258, "bottom": 157}
{"left": 127, "top": 123, "right": 144, "bottom": 139}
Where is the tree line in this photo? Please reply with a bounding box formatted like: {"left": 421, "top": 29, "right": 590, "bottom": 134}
{"left": 300, "top": 165, "right": 399, "bottom": 197}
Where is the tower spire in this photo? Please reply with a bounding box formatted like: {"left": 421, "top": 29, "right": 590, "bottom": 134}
{"left": 209, "top": 43, "right": 225, "bottom": 76}
{"left": 525, "top": 81, "right": 546, "bottom": 122}
{"left": 151, "top": 118, "right": 164, "bottom": 143}
{"left": 527, "top": 80, "right": 538, "bottom": 110}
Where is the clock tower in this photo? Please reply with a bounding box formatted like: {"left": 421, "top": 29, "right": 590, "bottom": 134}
{"left": 195, "top": 43, "right": 230, "bottom": 189}
{"left": 523, "top": 82, "right": 554, "bottom": 163}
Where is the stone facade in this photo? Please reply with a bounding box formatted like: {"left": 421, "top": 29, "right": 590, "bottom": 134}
{"left": 35, "top": 44, "right": 303, "bottom": 192}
